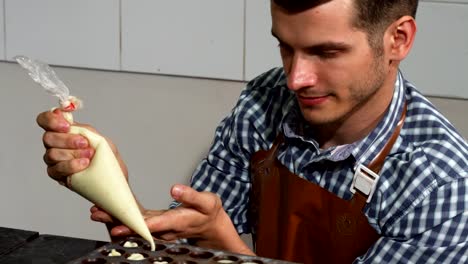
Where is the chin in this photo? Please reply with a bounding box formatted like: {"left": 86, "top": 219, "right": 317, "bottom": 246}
{"left": 301, "top": 107, "right": 331, "bottom": 123}
{"left": 304, "top": 115, "right": 336, "bottom": 126}
{"left": 300, "top": 103, "right": 348, "bottom": 127}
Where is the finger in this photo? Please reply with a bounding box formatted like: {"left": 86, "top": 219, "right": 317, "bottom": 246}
{"left": 140, "top": 210, "right": 166, "bottom": 220}
{"left": 145, "top": 207, "right": 204, "bottom": 236}
{"left": 171, "top": 185, "right": 221, "bottom": 215}
{"left": 90, "top": 210, "right": 114, "bottom": 223}
{"left": 90, "top": 205, "right": 101, "bottom": 213}
{"left": 90, "top": 205, "right": 107, "bottom": 214}
{"left": 43, "top": 148, "right": 94, "bottom": 165}
{"left": 43, "top": 132, "right": 89, "bottom": 149}
{"left": 46, "top": 158, "right": 89, "bottom": 181}
{"left": 36, "top": 109, "right": 70, "bottom": 132}
{"left": 156, "top": 232, "right": 180, "bottom": 242}
{"left": 44, "top": 148, "right": 95, "bottom": 165}
{"left": 145, "top": 209, "right": 180, "bottom": 232}
{"left": 110, "top": 225, "right": 133, "bottom": 237}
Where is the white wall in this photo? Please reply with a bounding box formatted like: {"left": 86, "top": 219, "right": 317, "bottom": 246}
{"left": 1, "top": 0, "right": 467, "bottom": 98}
{"left": 5, "top": 0, "right": 120, "bottom": 70}
{"left": 121, "top": 0, "right": 244, "bottom": 80}
{"left": 0, "top": 0, "right": 4, "bottom": 60}
{"left": 0, "top": 61, "right": 244, "bottom": 240}
{"left": 245, "top": 0, "right": 281, "bottom": 80}
{"left": 400, "top": 1, "right": 468, "bottom": 99}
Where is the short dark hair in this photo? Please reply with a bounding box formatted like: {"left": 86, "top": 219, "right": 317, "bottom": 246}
{"left": 353, "top": 0, "right": 419, "bottom": 51}
{"left": 272, "top": 0, "right": 419, "bottom": 52}
{"left": 271, "top": 0, "right": 331, "bottom": 13}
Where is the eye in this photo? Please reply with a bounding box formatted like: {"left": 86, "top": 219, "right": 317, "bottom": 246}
{"left": 317, "top": 49, "right": 340, "bottom": 59}
{"left": 305, "top": 44, "right": 349, "bottom": 59}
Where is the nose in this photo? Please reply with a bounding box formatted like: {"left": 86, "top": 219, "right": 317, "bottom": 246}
{"left": 286, "top": 54, "right": 318, "bottom": 91}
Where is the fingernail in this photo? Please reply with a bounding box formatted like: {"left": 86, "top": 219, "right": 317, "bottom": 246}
{"left": 79, "top": 158, "right": 89, "bottom": 167}
{"left": 172, "top": 185, "right": 183, "bottom": 198}
{"left": 81, "top": 149, "right": 93, "bottom": 158}
{"left": 75, "top": 139, "right": 88, "bottom": 148}
{"left": 59, "top": 122, "right": 70, "bottom": 131}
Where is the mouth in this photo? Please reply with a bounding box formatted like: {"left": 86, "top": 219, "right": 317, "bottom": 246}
{"left": 297, "top": 94, "right": 329, "bottom": 106}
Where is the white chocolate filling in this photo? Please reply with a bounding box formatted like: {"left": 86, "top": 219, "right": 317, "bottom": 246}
{"left": 127, "top": 253, "right": 146, "bottom": 260}
{"left": 123, "top": 241, "right": 139, "bottom": 248}
{"left": 107, "top": 249, "right": 121, "bottom": 257}
{"left": 67, "top": 125, "right": 155, "bottom": 251}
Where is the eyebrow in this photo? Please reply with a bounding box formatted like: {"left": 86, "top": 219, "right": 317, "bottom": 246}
{"left": 271, "top": 30, "right": 352, "bottom": 51}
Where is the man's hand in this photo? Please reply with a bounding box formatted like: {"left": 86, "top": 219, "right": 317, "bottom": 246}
{"left": 95, "top": 184, "right": 254, "bottom": 256}
{"left": 36, "top": 108, "right": 128, "bottom": 184}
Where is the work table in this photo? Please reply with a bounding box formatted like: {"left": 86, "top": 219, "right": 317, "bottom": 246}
{"left": 0, "top": 227, "right": 106, "bottom": 263}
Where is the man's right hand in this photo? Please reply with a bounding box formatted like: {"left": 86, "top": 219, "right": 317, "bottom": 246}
{"left": 36, "top": 108, "right": 95, "bottom": 184}
{"left": 37, "top": 109, "right": 128, "bottom": 183}
{"left": 37, "top": 109, "right": 129, "bottom": 185}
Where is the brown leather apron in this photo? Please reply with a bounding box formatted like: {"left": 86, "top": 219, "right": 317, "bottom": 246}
{"left": 249, "top": 106, "right": 406, "bottom": 263}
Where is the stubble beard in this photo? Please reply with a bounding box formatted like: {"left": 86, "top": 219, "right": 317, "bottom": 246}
{"left": 346, "top": 54, "right": 387, "bottom": 120}
{"left": 304, "top": 53, "right": 387, "bottom": 131}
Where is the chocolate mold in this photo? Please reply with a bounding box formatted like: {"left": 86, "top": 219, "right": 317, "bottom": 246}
{"left": 68, "top": 236, "right": 298, "bottom": 264}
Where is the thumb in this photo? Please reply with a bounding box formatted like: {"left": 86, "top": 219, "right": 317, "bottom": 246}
{"left": 170, "top": 184, "right": 221, "bottom": 215}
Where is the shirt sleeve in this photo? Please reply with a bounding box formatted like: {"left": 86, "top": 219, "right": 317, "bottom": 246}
{"left": 183, "top": 85, "right": 274, "bottom": 234}
{"left": 169, "top": 68, "right": 291, "bottom": 234}
{"left": 356, "top": 177, "right": 468, "bottom": 264}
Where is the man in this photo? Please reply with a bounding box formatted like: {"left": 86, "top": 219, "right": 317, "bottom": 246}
{"left": 37, "top": 0, "right": 467, "bottom": 263}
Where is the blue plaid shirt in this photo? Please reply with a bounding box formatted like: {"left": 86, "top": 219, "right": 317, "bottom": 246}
{"left": 181, "top": 68, "right": 468, "bottom": 263}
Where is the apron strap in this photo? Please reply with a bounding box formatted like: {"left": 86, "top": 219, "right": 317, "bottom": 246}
{"left": 352, "top": 102, "right": 407, "bottom": 205}
{"left": 268, "top": 103, "right": 407, "bottom": 206}
{"left": 367, "top": 103, "right": 407, "bottom": 173}
{"left": 265, "top": 132, "right": 285, "bottom": 163}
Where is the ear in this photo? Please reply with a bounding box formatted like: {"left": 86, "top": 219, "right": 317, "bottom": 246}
{"left": 386, "top": 16, "right": 417, "bottom": 61}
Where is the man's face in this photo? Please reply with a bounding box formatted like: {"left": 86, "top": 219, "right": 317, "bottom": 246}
{"left": 271, "top": 0, "right": 390, "bottom": 127}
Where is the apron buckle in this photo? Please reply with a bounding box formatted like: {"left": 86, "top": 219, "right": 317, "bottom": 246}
{"left": 350, "top": 164, "right": 380, "bottom": 203}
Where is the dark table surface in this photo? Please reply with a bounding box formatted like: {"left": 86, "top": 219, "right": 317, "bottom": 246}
{"left": 0, "top": 227, "right": 297, "bottom": 264}
{"left": 0, "top": 227, "right": 39, "bottom": 257}
{"left": 0, "top": 227, "right": 106, "bottom": 264}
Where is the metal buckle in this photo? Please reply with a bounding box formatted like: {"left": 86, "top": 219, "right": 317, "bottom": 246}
{"left": 350, "top": 164, "right": 380, "bottom": 203}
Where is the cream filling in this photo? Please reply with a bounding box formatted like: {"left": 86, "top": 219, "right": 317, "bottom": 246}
{"left": 123, "top": 241, "right": 139, "bottom": 248}
{"left": 67, "top": 125, "right": 155, "bottom": 251}
{"left": 107, "top": 249, "right": 121, "bottom": 257}
{"left": 127, "top": 253, "right": 146, "bottom": 260}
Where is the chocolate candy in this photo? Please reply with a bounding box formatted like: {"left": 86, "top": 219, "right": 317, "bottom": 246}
{"left": 68, "top": 236, "right": 297, "bottom": 264}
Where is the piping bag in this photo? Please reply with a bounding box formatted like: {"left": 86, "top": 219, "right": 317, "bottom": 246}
{"left": 15, "top": 55, "right": 156, "bottom": 251}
